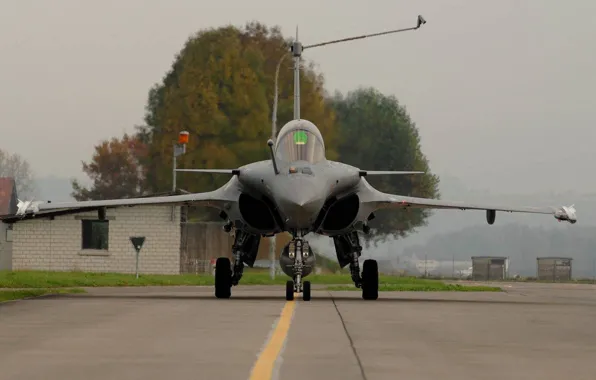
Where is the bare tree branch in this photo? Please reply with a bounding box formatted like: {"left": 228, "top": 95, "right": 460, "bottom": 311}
{"left": 0, "top": 149, "right": 37, "bottom": 198}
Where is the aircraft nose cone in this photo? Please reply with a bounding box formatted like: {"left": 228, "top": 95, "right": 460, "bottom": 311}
{"left": 275, "top": 177, "right": 326, "bottom": 229}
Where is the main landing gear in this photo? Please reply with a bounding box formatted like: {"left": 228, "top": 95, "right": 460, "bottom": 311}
{"left": 285, "top": 238, "right": 312, "bottom": 302}
{"left": 214, "top": 256, "right": 232, "bottom": 299}
{"left": 214, "top": 230, "right": 259, "bottom": 299}
{"left": 214, "top": 228, "right": 378, "bottom": 301}
{"left": 333, "top": 231, "right": 379, "bottom": 300}
{"left": 360, "top": 258, "right": 379, "bottom": 301}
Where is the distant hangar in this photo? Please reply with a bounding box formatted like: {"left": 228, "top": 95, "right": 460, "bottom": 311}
{"left": 471, "top": 256, "right": 508, "bottom": 281}
{"left": 536, "top": 257, "right": 572, "bottom": 282}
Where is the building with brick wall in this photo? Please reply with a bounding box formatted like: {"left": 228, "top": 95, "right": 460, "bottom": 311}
{"left": 1, "top": 185, "right": 302, "bottom": 274}
{"left": 2, "top": 204, "right": 182, "bottom": 274}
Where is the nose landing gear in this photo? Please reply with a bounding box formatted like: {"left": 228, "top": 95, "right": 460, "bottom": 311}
{"left": 285, "top": 238, "right": 312, "bottom": 301}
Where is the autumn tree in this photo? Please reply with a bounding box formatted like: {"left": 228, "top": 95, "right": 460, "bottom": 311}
{"left": 0, "top": 148, "right": 36, "bottom": 198}
{"left": 137, "top": 22, "right": 339, "bottom": 204}
{"left": 328, "top": 87, "right": 440, "bottom": 245}
{"left": 71, "top": 133, "right": 148, "bottom": 200}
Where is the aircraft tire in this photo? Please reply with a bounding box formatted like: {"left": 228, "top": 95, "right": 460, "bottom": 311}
{"left": 214, "top": 257, "right": 232, "bottom": 299}
{"left": 303, "top": 281, "right": 311, "bottom": 301}
{"left": 361, "top": 259, "right": 379, "bottom": 300}
{"left": 286, "top": 280, "right": 295, "bottom": 301}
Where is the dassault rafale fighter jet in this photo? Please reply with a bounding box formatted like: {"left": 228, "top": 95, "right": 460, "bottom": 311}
{"left": 11, "top": 16, "right": 577, "bottom": 301}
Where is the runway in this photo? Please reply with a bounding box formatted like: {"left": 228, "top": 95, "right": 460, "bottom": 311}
{"left": 1, "top": 282, "right": 596, "bottom": 380}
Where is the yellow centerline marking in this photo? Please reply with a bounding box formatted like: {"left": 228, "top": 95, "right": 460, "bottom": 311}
{"left": 248, "top": 295, "right": 299, "bottom": 380}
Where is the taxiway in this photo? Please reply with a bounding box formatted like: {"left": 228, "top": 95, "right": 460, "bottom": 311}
{"left": 1, "top": 282, "right": 595, "bottom": 380}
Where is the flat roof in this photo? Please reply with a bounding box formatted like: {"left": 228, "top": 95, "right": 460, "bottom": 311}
{"left": 536, "top": 257, "right": 573, "bottom": 260}
{"left": 471, "top": 256, "right": 508, "bottom": 259}
{"left": 1, "top": 189, "right": 189, "bottom": 224}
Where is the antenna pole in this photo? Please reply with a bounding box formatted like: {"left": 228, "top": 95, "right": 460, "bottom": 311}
{"left": 287, "top": 15, "right": 426, "bottom": 121}
{"left": 291, "top": 27, "right": 303, "bottom": 120}
{"left": 270, "top": 15, "right": 427, "bottom": 281}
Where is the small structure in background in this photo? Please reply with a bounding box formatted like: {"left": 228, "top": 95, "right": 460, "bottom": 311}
{"left": 536, "top": 257, "right": 573, "bottom": 282}
{"left": 471, "top": 256, "right": 508, "bottom": 281}
{"left": 1, "top": 191, "right": 185, "bottom": 275}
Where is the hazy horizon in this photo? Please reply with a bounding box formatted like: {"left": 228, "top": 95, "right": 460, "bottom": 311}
{"left": 2, "top": 0, "right": 594, "bottom": 196}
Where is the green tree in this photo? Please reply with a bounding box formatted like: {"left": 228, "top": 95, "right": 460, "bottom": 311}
{"left": 137, "top": 21, "right": 339, "bottom": 209}
{"left": 71, "top": 134, "right": 148, "bottom": 200}
{"left": 328, "top": 87, "right": 440, "bottom": 245}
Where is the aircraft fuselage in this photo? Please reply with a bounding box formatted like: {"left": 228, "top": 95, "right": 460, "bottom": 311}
{"left": 222, "top": 119, "right": 364, "bottom": 238}
{"left": 235, "top": 158, "right": 362, "bottom": 236}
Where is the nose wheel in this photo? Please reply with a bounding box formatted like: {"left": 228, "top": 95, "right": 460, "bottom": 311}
{"left": 303, "top": 280, "right": 311, "bottom": 301}
{"left": 286, "top": 280, "right": 294, "bottom": 301}
{"left": 284, "top": 237, "right": 312, "bottom": 301}
{"left": 285, "top": 279, "right": 311, "bottom": 301}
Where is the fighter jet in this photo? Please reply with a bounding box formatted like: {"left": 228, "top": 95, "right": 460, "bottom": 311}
{"left": 11, "top": 16, "right": 577, "bottom": 301}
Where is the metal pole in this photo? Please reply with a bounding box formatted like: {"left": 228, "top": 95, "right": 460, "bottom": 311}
{"left": 172, "top": 146, "right": 177, "bottom": 192}
{"left": 268, "top": 52, "right": 288, "bottom": 280}
{"left": 288, "top": 16, "right": 426, "bottom": 129}
{"left": 272, "top": 53, "right": 288, "bottom": 134}
{"left": 171, "top": 147, "right": 177, "bottom": 221}
{"left": 302, "top": 16, "right": 426, "bottom": 50}
{"left": 135, "top": 251, "right": 139, "bottom": 279}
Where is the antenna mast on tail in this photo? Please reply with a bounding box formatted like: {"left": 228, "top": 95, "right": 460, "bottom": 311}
{"left": 286, "top": 15, "right": 426, "bottom": 122}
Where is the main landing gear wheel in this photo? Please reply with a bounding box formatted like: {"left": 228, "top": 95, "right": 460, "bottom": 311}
{"left": 303, "top": 281, "right": 311, "bottom": 301}
{"left": 286, "top": 280, "right": 294, "bottom": 301}
{"left": 361, "top": 259, "right": 379, "bottom": 300}
{"left": 214, "top": 257, "right": 232, "bottom": 299}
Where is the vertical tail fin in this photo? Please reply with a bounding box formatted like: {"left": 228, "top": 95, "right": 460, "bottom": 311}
{"left": 292, "top": 25, "right": 302, "bottom": 120}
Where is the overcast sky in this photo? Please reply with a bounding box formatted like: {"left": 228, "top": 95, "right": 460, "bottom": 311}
{"left": 1, "top": 0, "right": 594, "bottom": 195}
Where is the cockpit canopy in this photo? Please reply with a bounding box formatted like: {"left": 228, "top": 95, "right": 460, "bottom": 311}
{"left": 275, "top": 120, "right": 326, "bottom": 164}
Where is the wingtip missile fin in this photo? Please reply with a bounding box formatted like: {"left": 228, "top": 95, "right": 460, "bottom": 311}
{"left": 554, "top": 204, "right": 577, "bottom": 224}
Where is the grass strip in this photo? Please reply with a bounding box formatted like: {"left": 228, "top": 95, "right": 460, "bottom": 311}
{"left": 1, "top": 270, "right": 461, "bottom": 288}
{"left": 0, "top": 270, "right": 500, "bottom": 292}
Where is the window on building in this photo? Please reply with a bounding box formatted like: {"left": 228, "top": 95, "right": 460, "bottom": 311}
{"left": 81, "top": 220, "right": 109, "bottom": 250}
{"left": 5, "top": 224, "right": 13, "bottom": 242}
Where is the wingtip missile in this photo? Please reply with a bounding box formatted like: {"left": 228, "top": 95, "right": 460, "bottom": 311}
{"left": 15, "top": 199, "right": 44, "bottom": 217}
{"left": 554, "top": 205, "right": 577, "bottom": 224}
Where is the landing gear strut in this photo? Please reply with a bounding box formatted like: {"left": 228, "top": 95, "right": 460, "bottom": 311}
{"left": 333, "top": 231, "right": 379, "bottom": 300}
{"left": 285, "top": 237, "right": 312, "bottom": 301}
{"left": 214, "top": 230, "right": 259, "bottom": 299}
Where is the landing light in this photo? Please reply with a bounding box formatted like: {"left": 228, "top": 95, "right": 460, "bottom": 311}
{"left": 178, "top": 131, "right": 189, "bottom": 144}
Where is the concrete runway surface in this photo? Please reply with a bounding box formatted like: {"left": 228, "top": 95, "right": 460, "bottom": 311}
{"left": 1, "top": 282, "right": 596, "bottom": 380}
